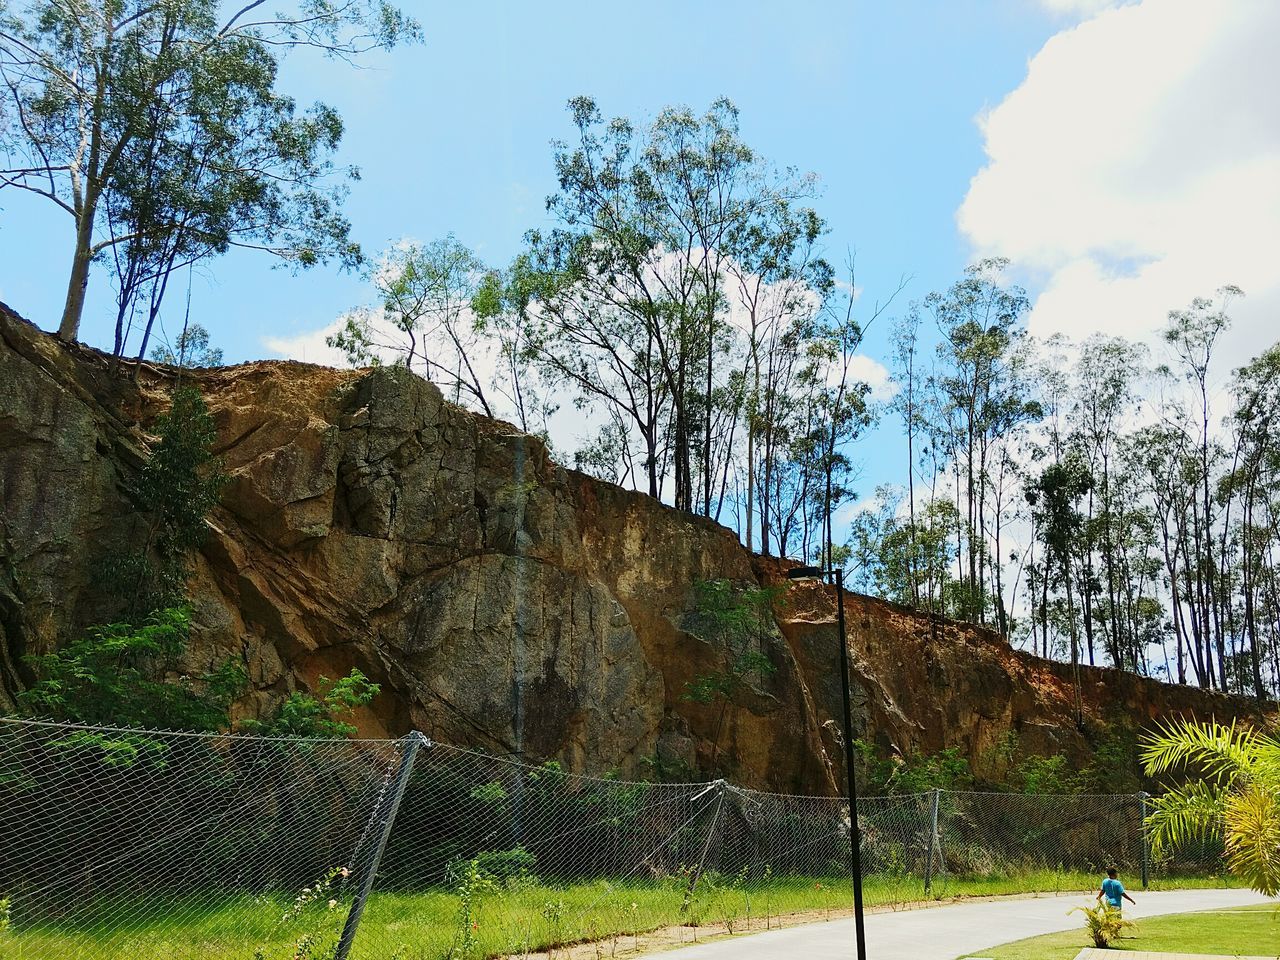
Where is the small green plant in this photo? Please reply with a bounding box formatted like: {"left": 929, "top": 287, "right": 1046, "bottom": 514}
{"left": 256, "top": 866, "right": 351, "bottom": 960}
{"left": 450, "top": 857, "right": 498, "bottom": 959}
{"left": 241, "top": 669, "right": 380, "bottom": 738}
{"left": 715, "top": 866, "right": 751, "bottom": 934}
{"left": 279, "top": 866, "right": 349, "bottom": 925}
{"left": 541, "top": 897, "right": 567, "bottom": 948}
{"left": 1071, "top": 903, "right": 1135, "bottom": 947}
{"left": 0, "top": 896, "right": 11, "bottom": 934}
{"left": 759, "top": 864, "right": 775, "bottom": 929}
{"left": 469, "top": 780, "right": 509, "bottom": 808}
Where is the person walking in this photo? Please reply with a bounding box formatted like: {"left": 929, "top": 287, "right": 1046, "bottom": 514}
{"left": 1097, "top": 867, "right": 1137, "bottom": 914}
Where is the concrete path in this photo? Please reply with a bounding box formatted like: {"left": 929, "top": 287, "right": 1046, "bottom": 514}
{"left": 646, "top": 888, "right": 1274, "bottom": 960}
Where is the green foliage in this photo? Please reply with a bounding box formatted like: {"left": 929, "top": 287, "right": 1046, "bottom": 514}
{"left": 983, "top": 725, "right": 1146, "bottom": 795}
{"left": 682, "top": 580, "right": 780, "bottom": 705}
{"left": 1076, "top": 727, "right": 1143, "bottom": 794}
{"left": 0, "top": 0, "right": 421, "bottom": 340}
{"left": 17, "top": 607, "right": 243, "bottom": 733}
{"left": 241, "top": 669, "right": 380, "bottom": 739}
{"left": 141, "top": 388, "right": 228, "bottom": 556}
{"left": 639, "top": 751, "right": 697, "bottom": 784}
{"left": 1071, "top": 902, "right": 1135, "bottom": 948}
{"left": 848, "top": 488, "right": 959, "bottom": 616}
{"left": 1009, "top": 754, "right": 1077, "bottom": 795}
{"left": 104, "top": 386, "right": 228, "bottom": 618}
{"left": 852, "top": 740, "right": 973, "bottom": 795}
{"left": 1141, "top": 718, "right": 1280, "bottom": 895}
{"left": 451, "top": 847, "right": 537, "bottom": 889}
{"left": 469, "top": 780, "right": 508, "bottom": 808}
{"left": 448, "top": 856, "right": 500, "bottom": 958}
{"left": 151, "top": 324, "right": 223, "bottom": 368}
{"left": 1027, "top": 455, "right": 1093, "bottom": 574}
{"left": 255, "top": 866, "right": 351, "bottom": 960}
{"left": 686, "top": 579, "right": 783, "bottom": 646}
{"left": 328, "top": 236, "right": 502, "bottom": 415}
{"left": 680, "top": 580, "right": 780, "bottom": 771}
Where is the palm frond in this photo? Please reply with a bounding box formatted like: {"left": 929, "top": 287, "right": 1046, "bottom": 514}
{"left": 1145, "top": 779, "right": 1227, "bottom": 856}
{"left": 1139, "top": 718, "right": 1260, "bottom": 786}
{"left": 1223, "top": 784, "right": 1280, "bottom": 897}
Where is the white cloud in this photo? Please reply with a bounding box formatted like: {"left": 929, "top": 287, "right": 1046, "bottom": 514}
{"left": 849, "top": 354, "right": 895, "bottom": 402}
{"left": 263, "top": 318, "right": 352, "bottom": 368}
{"left": 1036, "top": 0, "right": 1128, "bottom": 17}
{"left": 962, "top": 0, "right": 1280, "bottom": 370}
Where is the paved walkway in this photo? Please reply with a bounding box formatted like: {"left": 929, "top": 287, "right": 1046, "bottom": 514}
{"left": 646, "top": 888, "right": 1274, "bottom": 960}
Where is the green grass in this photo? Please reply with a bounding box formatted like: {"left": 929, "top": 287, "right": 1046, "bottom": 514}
{"left": 966, "top": 903, "right": 1279, "bottom": 959}
{"left": 0, "top": 873, "right": 1249, "bottom": 960}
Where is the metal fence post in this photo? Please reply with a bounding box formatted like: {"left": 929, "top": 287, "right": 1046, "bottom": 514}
{"left": 681, "top": 779, "right": 726, "bottom": 914}
{"left": 334, "top": 731, "right": 427, "bottom": 960}
{"left": 1138, "top": 791, "right": 1150, "bottom": 890}
{"left": 923, "top": 787, "right": 942, "bottom": 895}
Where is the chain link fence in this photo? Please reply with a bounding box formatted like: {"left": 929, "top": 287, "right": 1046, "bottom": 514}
{"left": 0, "top": 718, "right": 1225, "bottom": 959}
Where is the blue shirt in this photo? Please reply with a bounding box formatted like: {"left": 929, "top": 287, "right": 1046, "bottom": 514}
{"left": 1101, "top": 878, "right": 1125, "bottom": 907}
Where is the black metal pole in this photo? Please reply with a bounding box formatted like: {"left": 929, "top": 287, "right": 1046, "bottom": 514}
{"left": 1139, "top": 791, "right": 1151, "bottom": 890}
{"left": 833, "top": 568, "right": 867, "bottom": 960}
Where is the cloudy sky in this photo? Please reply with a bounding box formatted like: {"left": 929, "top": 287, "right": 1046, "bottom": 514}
{"left": 1, "top": 0, "right": 1275, "bottom": 497}
{"left": 962, "top": 0, "right": 1278, "bottom": 368}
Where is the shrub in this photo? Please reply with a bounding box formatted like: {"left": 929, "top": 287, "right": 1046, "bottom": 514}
{"left": 1072, "top": 903, "right": 1135, "bottom": 947}
{"left": 18, "top": 606, "right": 243, "bottom": 732}
{"left": 103, "top": 386, "right": 229, "bottom": 618}
{"left": 241, "top": 669, "right": 380, "bottom": 738}
{"left": 446, "top": 846, "right": 537, "bottom": 888}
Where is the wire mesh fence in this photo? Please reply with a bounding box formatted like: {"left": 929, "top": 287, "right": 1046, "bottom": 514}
{"left": 0, "top": 718, "right": 1226, "bottom": 959}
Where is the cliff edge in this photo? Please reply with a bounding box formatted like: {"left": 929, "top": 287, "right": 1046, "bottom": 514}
{"left": 0, "top": 303, "right": 1258, "bottom": 792}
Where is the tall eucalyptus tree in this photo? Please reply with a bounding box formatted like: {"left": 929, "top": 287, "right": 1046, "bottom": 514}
{"left": 0, "top": 0, "right": 419, "bottom": 341}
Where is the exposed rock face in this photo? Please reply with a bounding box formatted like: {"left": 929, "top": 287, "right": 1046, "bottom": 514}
{"left": 0, "top": 305, "right": 1264, "bottom": 792}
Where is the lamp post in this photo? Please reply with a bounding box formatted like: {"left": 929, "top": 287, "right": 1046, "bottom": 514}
{"left": 786, "top": 563, "right": 866, "bottom": 960}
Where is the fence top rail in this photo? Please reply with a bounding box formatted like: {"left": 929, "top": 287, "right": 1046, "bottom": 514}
{"left": 943, "top": 788, "right": 1145, "bottom": 801}
{"left": 0, "top": 716, "right": 1154, "bottom": 804}
{"left": 429, "top": 739, "right": 722, "bottom": 790}
{"left": 727, "top": 782, "right": 932, "bottom": 803}
{"left": 0, "top": 714, "right": 407, "bottom": 747}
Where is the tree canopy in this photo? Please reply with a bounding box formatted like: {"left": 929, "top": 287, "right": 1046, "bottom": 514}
{"left": 0, "top": 0, "right": 420, "bottom": 345}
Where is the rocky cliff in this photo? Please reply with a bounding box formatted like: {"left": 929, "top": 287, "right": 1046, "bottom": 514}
{"left": 0, "top": 304, "right": 1261, "bottom": 793}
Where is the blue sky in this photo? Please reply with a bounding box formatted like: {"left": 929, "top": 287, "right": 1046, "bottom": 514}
{"left": 4, "top": 1, "right": 1276, "bottom": 502}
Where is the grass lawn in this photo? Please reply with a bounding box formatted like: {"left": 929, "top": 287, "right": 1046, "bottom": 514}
{"left": 0, "top": 873, "right": 1248, "bottom": 960}
{"left": 969, "top": 903, "right": 1279, "bottom": 959}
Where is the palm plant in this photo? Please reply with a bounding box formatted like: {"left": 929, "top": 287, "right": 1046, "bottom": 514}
{"left": 1141, "top": 718, "right": 1280, "bottom": 895}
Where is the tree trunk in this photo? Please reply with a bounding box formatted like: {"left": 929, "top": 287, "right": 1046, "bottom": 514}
{"left": 58, "top": 219, "right": 97, "bottom": 341}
